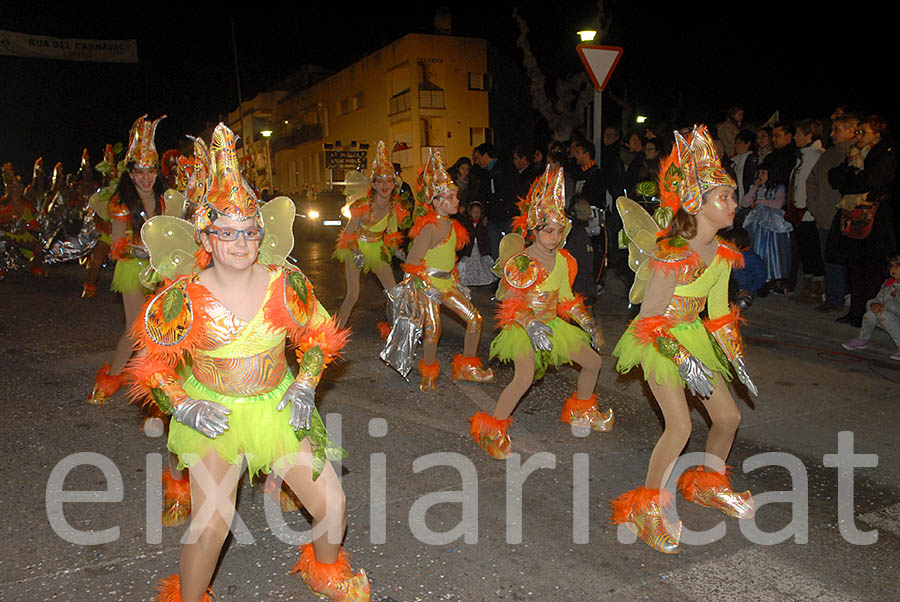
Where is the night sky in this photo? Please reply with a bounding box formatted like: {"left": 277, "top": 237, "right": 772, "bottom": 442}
{"left": 1, "top": 1, "right": 893, "bottom": 178}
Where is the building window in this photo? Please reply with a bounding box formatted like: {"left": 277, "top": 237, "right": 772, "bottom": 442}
{"left": 468, "top": 72, "right": 491, "bottom": 91}
{"left": 419, "top": 89, "right": 444, "bottom": 109}
{"left": 469, "top": 127, "right": 493, "bottom": 146}
{"left": 352, "top": 92, "right": 364, "bottom": 110}
{"left": 389, "top": 89, "right": 410, "bottom": 115}
{"left": 339, "top": 98, "right": 351, "bottom": 116}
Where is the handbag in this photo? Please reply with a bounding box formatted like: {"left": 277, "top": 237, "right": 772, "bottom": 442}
{"left": 840, "top": 201, "right": 879, "bottom": 240}
{"left": 783, "top": 202, "right": 805, "bottom": 227}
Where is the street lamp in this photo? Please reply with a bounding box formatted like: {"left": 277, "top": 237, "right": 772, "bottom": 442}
{"left": 577, "top": 30, "right": 597, "bottom": 42}
{"left": 636, "top": 115, "right": 648, "bottom": 124}
{"left": 260, "top": 129, "right": 273, "bottom": 194}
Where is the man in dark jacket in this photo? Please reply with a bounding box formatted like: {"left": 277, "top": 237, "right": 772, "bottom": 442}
{"left": 473, "top": 143, "right": 516, "bottom": 258}
{"left": 828, "top": 115, "right": 897, "bottom": 327}
{"left": 767, "top": 121, "right": 798, "bottom": 187}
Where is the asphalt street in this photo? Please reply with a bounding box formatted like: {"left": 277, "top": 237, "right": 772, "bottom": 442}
{"left": 1, "top": 234, "right": 898, "bottom": 601}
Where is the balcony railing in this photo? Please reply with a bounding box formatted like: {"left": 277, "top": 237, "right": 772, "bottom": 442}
{"left": 271, "top": 124, "right": 323, "bottom": 152}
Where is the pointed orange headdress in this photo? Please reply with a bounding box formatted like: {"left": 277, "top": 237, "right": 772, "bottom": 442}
{"left": 125, "top": 114, "right": 166, "bottom": 169}
{"left": 370, "top": 140, "right": 397, "bottom": 185}
{"left": 51, "top": 162, "right": 65, "bottom": 188}
{"left": 422, "top": 148, "right": 456, "bottom": 203}
{"left": 190, "top": 122, "right": 261, "bottom": 239}
{"left": 79, "top": 148, "right": 91, "bottom": 172}
{"left": 658, "top": 124, "right": 735, "bottom": 231}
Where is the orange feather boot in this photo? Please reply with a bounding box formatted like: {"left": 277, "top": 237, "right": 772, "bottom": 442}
{"left": 88, "top": 363, "right": 123, "bottom": 405}
{"left": 678, "top": 466, "right": 755, "bottom": 519}
{"left": 418, "top": 359, "right": 440, "bottom": 391}
{"left": 610, "top": 486, "right": 681, "bottom": 554}
{"left": 469, "top": 412, "right": 513, "bottom": 459}
{"left": 154, "top": 574, "right": 213, "bottom": 601}
{"left": 291, "top": 543, "right": 371, "bottom": 601}
{"left": 559, "top": 393, "right": 614, "bottom": 432}
{"left": 451, "top": 354, "right": 494, "bottom": 383}
{"left": 161, "top": 469, "right": 191, "bottom": 527}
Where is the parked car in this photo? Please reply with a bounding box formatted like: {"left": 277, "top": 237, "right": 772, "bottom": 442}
{"left": 295, "top": 189, "right": 346, "bottom": 240}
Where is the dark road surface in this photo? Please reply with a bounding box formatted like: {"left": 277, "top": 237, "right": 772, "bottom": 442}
{"left": 1, "top": 234, "right": 898, "bottom": 601}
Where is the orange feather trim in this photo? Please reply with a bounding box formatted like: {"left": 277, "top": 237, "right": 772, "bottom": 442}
{"left": 401, "top": 262, "right": 427, "bottom": 278}
{"left": 561, "top": 392, "right": 597, "bottom": 418}
{"left": 154, "top": 574, "right": 214, "bottom": 602}
{"left": 631, "top": 315, "right": 674, "bottom": 345}
{"left": 648, "top": 250, "right": 703, "bottom": 275}
{"left": 559, "top": 249, "right": 578, "bottom": 287}
{"left": 349, "top": 201, "right": 370, "bottom": 219}
{"left": 162, "top": 468, "right": 190, "bottom": 500}
{"left": 193, "top": 246, "right": 211, "bottom": 269}
{"left": 451, "top": 353, "right": 483, "bottom": 377}
{"left": 704, "top": 305, "right": 744, "bottom": 332}
{"left": 418, "top": 358, "right": 440, "bottom": 378}
{"left": 556, "top": 294, "right": 585, "bottom": 319}
{"left": 451, "top": 219, "right": 470, "bottom": 250}
{"left": 409, "top": 211, "right": 439, "bottom": 240}
{"left": 495, "top": 295, "right": 529, "bottom": 328}
{"left": 124, "top": 355, "right": 177, "bottom": 407}
{"left": 393, "top": 201, "right": 410, "bottom": 222}
{"left": 383, "top": 231, "right": 404, "bottom": 249}
{"left": 290, "top": 542, "right": 353, "bottom": 582}
{"left": 469, "top": 411, "right": 513, "bottom": 438}
{"left": 677, "top": 466, "right": 733, "bottom": 499}
{"left": 610, "top": 486, "right": 675, "bottom": 524}
{"left": 716, "top": 240, "right": 745, "bottom": 269}
{"left": 109, "top": 236, "right": 131, "bottom": 260}
{"left": 93, "top": 363, "right": 124, "bottom": 397}
{"left": 293, "top": 317, "right": 350, "bottom": 364}
{"left": 510, "top": 213, "right": 528, "bottom": 234}
{"left": 377, "top": 321, "right": 391, "bottom": 340}
{"left": 130, "top": 280, "right": 216, "bottom": 365}
{"left": 335, "top": 230, "right": 360, "bottom": 250}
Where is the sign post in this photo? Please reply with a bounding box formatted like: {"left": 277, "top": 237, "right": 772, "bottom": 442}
{"left": 576, "top": 45, "right": 623, "bottom": 166}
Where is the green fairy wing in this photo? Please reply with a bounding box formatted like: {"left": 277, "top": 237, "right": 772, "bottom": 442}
{"left": 616, "top": 196, "right": 659, "bottom": 304}
{"left": 162, "top": 189, "right": 186, "bottom": 218}
{"left": 140, "top": 215, "right": 198, "bottom": 283}
{"left": 258, "top": 196, "right": 296, "bottom": 267}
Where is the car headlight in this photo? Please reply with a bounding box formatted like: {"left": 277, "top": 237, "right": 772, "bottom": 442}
{"left": 308, "top": 209, "right": 320, "bottom": 220}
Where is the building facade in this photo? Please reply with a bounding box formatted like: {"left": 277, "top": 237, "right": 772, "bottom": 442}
{"left": 264, "top": 33, "right": 490, "bottom": 197}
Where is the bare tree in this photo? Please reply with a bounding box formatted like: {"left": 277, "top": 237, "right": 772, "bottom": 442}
{"left": 513, "top": 2, "right": 612, "bottom": 141}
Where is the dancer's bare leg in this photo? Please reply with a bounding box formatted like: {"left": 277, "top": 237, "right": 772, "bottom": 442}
{"left": 371, "top": 264, "right": 396, "bottom": 292}
{"left": 85, "top": 241, "right": 110, "bottom": 286}
{"left": 698, "top": 374, "right": 742, "bottom": 465}
{"left": 493, "top": 348, "right": 534, "bottom": 419}
{"left": 110, "top": 289, "right": 144, "bottom": 375}
{"left": 279, "top": 439, "right": 347, "bottom": 564}
{"left": 336, "top": 261, "right": 360, "bottom": 329}
{"left": 644, "top": 379, "right": 692, "bottom": 490}
{"left": 179, "top": 452, "right": 241, "bottom": 602}
{"left": 570, "top": 344, "right": 602, "bottom": 399}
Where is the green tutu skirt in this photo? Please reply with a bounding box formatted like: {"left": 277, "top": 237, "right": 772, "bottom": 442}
{"left": 490, "top": 317, "right": 590, "bottom": 380}
{"left": 332, "top": 239, "right": 390, "bottom": 274}
{"left": 110, "top": 256, "right": 150, "bottom": 294}
{"left": 613, "top": 319, "right": 732, "bottom": 388}
{"left": 168, "top": 372, "right": 346, "bottom": 481}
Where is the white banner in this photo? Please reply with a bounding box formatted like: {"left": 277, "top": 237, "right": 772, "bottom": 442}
{"left": 0, "top": 29, "right": 138, "bottom": 63}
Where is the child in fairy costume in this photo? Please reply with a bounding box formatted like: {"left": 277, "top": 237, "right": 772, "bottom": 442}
{"left": 129, "top": 123, "right": 370, "bottom": 601}
{"left": 384, "top": 149, "right": 494, "bottom": 390}
{"left": 0, "top": 161, "right": 48, "bottom": 277}
{"left": 469, "top": 166, "right": 613, "bottom": 459}
{"left": 82, "top": 144, "right": 121, "bottom": 298}
{"left": 333, "top": 140, "right": 410, "bottom": 331}
{"left": 89, "top": 115, "right": 169, "bottom": 406}
{"left": 611, "top": 125, "right": 759, "bottom": 554}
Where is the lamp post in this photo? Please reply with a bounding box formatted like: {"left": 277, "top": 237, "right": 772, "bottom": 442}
{"left": 576, "top": 30, "right": 602, "bottom": 163}
{"left": 260, "top": 129, "right": 273, "bottom": 194}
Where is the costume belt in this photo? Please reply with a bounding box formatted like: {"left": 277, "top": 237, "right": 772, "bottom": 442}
{"left": 358, "top": 230, "right": 384, "bottom": 243}
{"left": 191, "top": 346, "right": 287, "bottom": 396}
{"left": 424, "top": 267, "right": 453, "bottom": 279}
{"left": 524, "top": 289, "right": 559, "bottom": 323}
{"left": 664, "top": 295, "right": 706, "bottom": 324}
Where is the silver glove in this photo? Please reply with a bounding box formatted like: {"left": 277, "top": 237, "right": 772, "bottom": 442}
{"left": 277, "top": 381, "right": 316, "bottom": 431}
{"left": 525, "top": 319, "right": 554, "bottom": 352}
{"left": 589, "top": 328, "right": 604, "bottom": 352}
{"left": 678, "top": 354, "right": 716, "bottom": 398}
{"left": 392, "top": 247, "right": 407, "bottom": 262}
{"left": 351, "top": 249, "right": 365, "bottom": 269}
{"left": 172, "top": 398, "right": 231, "bottom": 439}
{"left": 424, "top": 286, "right": 443, "bottom": 303}
{"left": 456, "top": 282, "right": 472, "bottom": 301}
{"left": 731, "top": 357, "right": 758, "bottom": 397}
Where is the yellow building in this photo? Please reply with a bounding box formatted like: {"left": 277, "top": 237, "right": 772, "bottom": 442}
{"left": 269, "top": 33, "right": 491, "bottom": 197}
